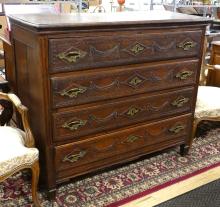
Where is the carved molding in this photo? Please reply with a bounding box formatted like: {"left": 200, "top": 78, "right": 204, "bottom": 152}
{"left": 89, "top": 112, "right": 118, "bottom": 123}
{"left": 153, "top": 41, "right": 176, "bottom": 51}
{"left": 89, "top": 45, "right": 120, "bottom": 57}
{"left": 93, "top": 141, "right": 116, "bottom": 152}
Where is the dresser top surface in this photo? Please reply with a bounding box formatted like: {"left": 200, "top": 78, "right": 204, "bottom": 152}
{"left": 8, "top": 11, "right": 209, "bottom": 29}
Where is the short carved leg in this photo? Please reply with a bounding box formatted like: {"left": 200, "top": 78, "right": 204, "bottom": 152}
{"left": 48, "top": 188, "right": 57, "bottom": 201}
{"left": 31, "top": 161, "right": 41, "bottom": 207}
{"left": 191, "top": 119, "right": 201, "bottom": 146}
{"left": 180, "top": 144, "right": 189, "bottom": 156}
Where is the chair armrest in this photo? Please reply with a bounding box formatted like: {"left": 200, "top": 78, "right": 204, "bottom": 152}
{"left": 0, "top": 50, "right": 4, "bottom": 59}
{"left": 205, "top": 64, "right": 220, "bottom": 70}
{"left": 0, "top": 92, "right": 35, "bottom": 147}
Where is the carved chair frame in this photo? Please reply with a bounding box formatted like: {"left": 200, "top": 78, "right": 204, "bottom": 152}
{"left": 0, "top": 92, "right": 41, "bottom": 207}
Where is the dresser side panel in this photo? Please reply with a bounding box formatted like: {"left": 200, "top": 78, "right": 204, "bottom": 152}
{"left": 11, "top": 24, "right": 55, "bottom": 190}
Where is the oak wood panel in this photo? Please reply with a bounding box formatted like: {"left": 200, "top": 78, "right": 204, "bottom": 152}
{"left": 49, "top": 30, "right": 202, "bottom": 73}
{"left": 55, "top": 114, "right": 191, "bottom": 177}
{"left": 53, "top": 87, "right": 194, "bottom": 143}
{"left": 51, "top": 59, "right": 199, "bottom": 108}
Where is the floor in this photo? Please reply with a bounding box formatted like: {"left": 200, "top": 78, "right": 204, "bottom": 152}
{"left": 123, "top": 166, "right": 220, "bottom": 207}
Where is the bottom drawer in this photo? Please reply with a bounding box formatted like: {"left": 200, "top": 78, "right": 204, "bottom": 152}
{"left": 55, "top": 114, "right": 192, "bottom": 179}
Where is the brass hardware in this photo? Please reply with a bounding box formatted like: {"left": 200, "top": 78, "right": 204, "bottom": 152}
{"left": 122, "top": 135, "right": 140, "bottom": 143}
{"left": 62, "top": 119, "right": 87, "bottom": 131}
{"left": 63, "top": 150, "right": 87, "bottom": 163}
{"left": 176, "top": 71, "right": 193, "bottom": 80}
{"left": 60, "top": 86, "right": 87, "bottom": 98}
{"left": 169, "top": 124, "right": 185, "bottom": 134}
{"left": 129, "top": 76, "right": 143, "bottom": 87}
{"left": 57, "top": 50, "right": 87, "bottom": 63}
{"left": 171, "top": 97, "right": 189, "bottom": 108}
{"left": 126, "top": 107, "right": 140, "bottom": 117}
{"left": 130, "top": 43, "right": 145, "bottom": 55}
{"left": 177, "top": 41, "right": 196, "bottom": 51}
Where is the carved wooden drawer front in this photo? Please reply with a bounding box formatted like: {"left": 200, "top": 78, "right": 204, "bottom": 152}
{"left": 55, "top": 114, "right": 191, "bottom": 177}
{"left": 51, "top": 59, "right": 198, "bottom": 108}
{"left": 52, "top": 87, "right": 194, "bottom": 143}
{"left": 49, "top": 30, "right": 202, "bottom": 73}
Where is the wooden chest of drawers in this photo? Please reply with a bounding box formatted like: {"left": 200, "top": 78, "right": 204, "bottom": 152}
{"left": 5, "top": 11, "right": 208, "bottom": 196}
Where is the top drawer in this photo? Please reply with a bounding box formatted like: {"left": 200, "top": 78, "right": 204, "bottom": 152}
{"left": 48, "top": 29, "right": 202, "bottom": 73}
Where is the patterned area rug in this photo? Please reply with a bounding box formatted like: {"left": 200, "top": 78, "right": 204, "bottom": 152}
{"left": 1, "top": 124, "right": 220, "bottom": 207}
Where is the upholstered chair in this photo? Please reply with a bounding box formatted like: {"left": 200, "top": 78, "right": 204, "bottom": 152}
{"left": 0, "top": 92, "right": 41, "bottom": 207}
{"left": 192, "top": 39, "right": 220, "bottom": 139}
{"left": 193, "top": 84, "right": 220, "bottom": 138}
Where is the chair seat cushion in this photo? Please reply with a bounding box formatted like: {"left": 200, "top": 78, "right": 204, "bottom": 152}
{"left": 195, "top": 86, "right": 220, "bottom": 119}
{"left": 0, "top": 126, "right": 39, "bottom": 177}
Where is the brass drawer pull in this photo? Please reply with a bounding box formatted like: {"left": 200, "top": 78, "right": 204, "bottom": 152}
{"left": 62, "top": 119, "right": 87, "bottom": 131}
{"left": 169, "top": 124, "right": 185, "bottom": 134}
{"left": 122, "top": 135, "right": 140, "bottom": 144}
{"left": 130, "top": 43, "right": 145, "bottom": 55}
{"left": 126, "top": 107, "right": 140, "bottom": 117}
{"left": 63, "top": 150, "right": 87, "bottom": 163}
{"left": 177, "top": 41, "right": 196, "bottom": 51}
{"left": 171, "top": 97, "right": 189, "bottom": 108}
{"left": 60, "top": 86, "right": 87, "bottom": 98}
{"left": 129, "top": 76, "right": 144, "bottom": 87}
{"left": 57, "top": 50, "right": 87, "bottom": 63}
{"left": 176, "top": 71, "right": 193, "bottom": 80}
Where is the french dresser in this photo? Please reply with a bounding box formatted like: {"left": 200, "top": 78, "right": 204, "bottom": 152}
{"left": 4, "top": 11, "right": 209, "bottom": 197}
